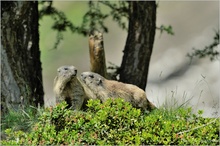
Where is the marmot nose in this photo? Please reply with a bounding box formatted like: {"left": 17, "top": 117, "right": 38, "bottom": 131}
{"left": 81, "top": 74, "right": 86, "bottom": 79}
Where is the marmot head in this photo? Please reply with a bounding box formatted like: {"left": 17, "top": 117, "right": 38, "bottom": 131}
{"left": 57, "top": 65, "right": 77, "bottom": 82}
{"left": 80, "top": 72, "right": 104, "bottom": 87}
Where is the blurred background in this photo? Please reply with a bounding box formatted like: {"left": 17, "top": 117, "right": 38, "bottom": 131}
{"left": 39, "top": 1, "right": 219, "bottom": 117}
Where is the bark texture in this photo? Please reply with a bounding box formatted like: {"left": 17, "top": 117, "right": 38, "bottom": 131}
{"left": 89, "top": 30, "right": 107, "bottom": 78}
{"left": 119, "top": 1, "right": 156, "bottom": 90}
{"left": 1, "top": 1, "right": 44, "bottom": 114}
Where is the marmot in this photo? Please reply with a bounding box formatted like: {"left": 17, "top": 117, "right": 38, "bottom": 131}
{"left": 53, "top": 65, "right": 87, "bottom": 110}
{"left": 80, "top": 72, "right": 156, "bottom": 111}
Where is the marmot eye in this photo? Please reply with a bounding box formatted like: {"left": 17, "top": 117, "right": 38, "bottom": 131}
{"left": 89, "top": 74, "right": 94, "bottom": 78}
{"left": 64, "top": 67, "right": 68, "bottom": 70}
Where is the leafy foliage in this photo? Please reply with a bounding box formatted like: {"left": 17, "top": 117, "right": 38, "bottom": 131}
{"left": 39, "top": 1, "right": 83, "bottom": 49}
{"left": 38, "top": 1, "right": 128, "bottom": 49}
{"left": 39, "top": 1, "right": 128, "bottom": 34}
{"left": 100, "top": 1, "right": 129, "bottom": 31}
{"left": 81, "top": 1, "right": 109, "bottom": 33}
{"left": 157, "top": 25, "right": 175, "bottom": 35}
{"left": 38, "top": 1, "right": 174, "bottom": 49}
{"left": 1, "top": 99, "right": 219, "bottom": 145}
{"left": 187, "top": 30, "right": 219, "bottom": 61}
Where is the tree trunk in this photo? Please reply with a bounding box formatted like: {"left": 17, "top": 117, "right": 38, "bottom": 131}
{"left": 1, "top": 1, "right": 44, "bottom": 114}
{"left": 89, "top": 30, "right": 107, "bottom": 78}
{"left": 119, "top": 1, "right": 156, "bottom": 90}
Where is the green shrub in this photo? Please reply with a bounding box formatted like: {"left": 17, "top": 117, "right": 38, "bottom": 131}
{"left": 1, "top": 99, "right": 219, "bottom": 145}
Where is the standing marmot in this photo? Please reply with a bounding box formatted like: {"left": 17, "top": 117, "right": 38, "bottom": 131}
{"left": 53, "top": 65, "right": 87, "bottom": 110}
{"left": 80, "top": 72, "right": 156, "bottom": 111}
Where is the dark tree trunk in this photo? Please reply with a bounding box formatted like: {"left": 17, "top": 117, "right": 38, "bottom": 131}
{"left": 119, "top": 1, "right": 156, "bottom": 90}
{"left": 1, "top": 1, "right": 44, "bottom": 114}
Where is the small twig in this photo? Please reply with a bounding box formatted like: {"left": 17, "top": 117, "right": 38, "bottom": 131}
{"left": 177, "top": 117, "right": 219, "bottom": 135}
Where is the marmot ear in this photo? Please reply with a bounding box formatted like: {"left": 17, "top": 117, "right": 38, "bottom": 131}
{"left": 97, "top": 78, "right": 102, "bottom": 85}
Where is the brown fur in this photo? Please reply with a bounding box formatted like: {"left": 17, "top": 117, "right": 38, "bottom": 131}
{"left": 53, "top": 65, "right": 87, "bottom": 110}
{"left": 80, "top": 72, "right": 156, "bottom": 111}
